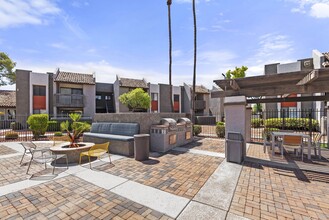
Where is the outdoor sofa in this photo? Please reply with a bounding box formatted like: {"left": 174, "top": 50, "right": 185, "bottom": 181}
{"left": 83, "top": 122, "right": 140, "bottom": 156}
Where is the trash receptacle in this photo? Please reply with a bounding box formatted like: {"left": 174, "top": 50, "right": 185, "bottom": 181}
{"left": 226, "top": 132, "right": 244, "bottom": 164}
{"left": 134, "top": 134, "right": 150, "bottom": 161}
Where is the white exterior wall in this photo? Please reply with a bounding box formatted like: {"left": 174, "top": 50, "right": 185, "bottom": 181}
{"left": 83, "top": 84, "right": 96, "bottom": 117}
{"left": 173, "top": 86, "right": 181, "bottom": 113}
{"left": 312, "top": 49, "right": 325, "bottom": 69}
{"left": 29, "top": 72, "right": 49, "bottom": 114}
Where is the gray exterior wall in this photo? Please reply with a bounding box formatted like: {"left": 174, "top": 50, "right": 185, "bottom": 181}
{"left": 264, "top": 63, "right": 279, "bottom": 75}
{"left": 94, "top": 112, "right": 187, "bottom": 134}
{"left": 277, "top": 61, "right": 301, "bottom": 73}
{"left": 181, "top": 84, "right": 191, "bottom": 113}
{"left": 47, "top": 72, "right": 54, "bottom": 115}
{"left": 96, "top": 83, "right": 114, "bottom": 93}
{"left": 83, "top": 84, "right": 96, "bottom": 117}
{"left": 16, "top": 69, "right": 30, "bottom": 116}
{"left": 113, "top": 79, "right": 120, "bottom": 112}
{"left": 298, "top": 58, "right": 314, "bottom": 71}
{"left": 159, "top": 84, "right": 171, "bottom": 112}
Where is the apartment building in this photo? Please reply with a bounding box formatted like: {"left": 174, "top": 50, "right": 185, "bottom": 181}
{"left": 0, "top": 91, "right": 16, "bottom": 119}
{"left": 181, "top": 83, "right": 210, "bottom": 116}
{"left": 264, "top": 49, "right": 329, "bottom": 120}
{"left": 149, "top": 83, "right": 181, "bottom": 113}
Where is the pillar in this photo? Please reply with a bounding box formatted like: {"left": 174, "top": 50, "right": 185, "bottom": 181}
{"left": 245, "top": 106, "right": 252, "bottom": 143}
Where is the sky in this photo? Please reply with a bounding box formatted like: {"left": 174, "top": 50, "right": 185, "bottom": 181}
{"left": 0, "top": 0, "right": 329, "bottom": 90}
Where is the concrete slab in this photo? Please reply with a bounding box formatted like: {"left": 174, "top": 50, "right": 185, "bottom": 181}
{"left": 74, "top": 169, "right": 128, "bottom": 190}
{"left": 193, "top": 161, "right": 242, "bottom": 211}
{"left": 177, "top": 201, "right": 227, "bottom": 220}
{"left": 111, "top": 181, "right": 190, "bottom": 219}
{"left": 0, "top": 172, "right": 69, "bottom": 197}
{"left": 173, "top": 147, "right": 225, "bottom": 158}
{"left": 1, "top": 142, "right": 25, "bottom": 153}
{"left": 226, "top": 212, "right": 251, "bottom": 220}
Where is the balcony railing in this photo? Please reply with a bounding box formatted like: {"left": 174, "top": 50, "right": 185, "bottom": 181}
{"left": 54, "top": 94, "right": 84, "bottom": 108}
{"left": 195, "top": 100, "right": 206, "bottom": 110}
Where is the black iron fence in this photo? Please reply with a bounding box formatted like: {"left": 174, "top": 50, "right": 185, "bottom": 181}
{"left": 251, "top": 109, "right": 328, "bottom": 147}
{"left": 0, "top": 114, "right": 92, "bottom": 142}
{"left": 194, "top": 113, "right": 224, "bottom": 138}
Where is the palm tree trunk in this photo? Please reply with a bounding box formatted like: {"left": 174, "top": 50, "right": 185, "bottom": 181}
{"left": 191, "top": 0, "right": 197, "bottom": 123}
{"left": 167, "top": 0, "right": 174, "bottom": 112}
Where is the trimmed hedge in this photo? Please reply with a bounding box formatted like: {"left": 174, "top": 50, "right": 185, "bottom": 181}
{"left": 54, "top": 131, "right": 63, "bottom": 136}
{"left": 216, "top": 123, "right": 225, "bottom": 138}
{"left": 27, "top": 114, "right": 49, "bottom": 140}
{"left": 264, "top": 118, "right": 318, "bottom": 131}
{"left": 251, "top": 118, "right": 263, "bottom": 128}
{"left": 193, "top": 125, "right": 202, "bottom": 136}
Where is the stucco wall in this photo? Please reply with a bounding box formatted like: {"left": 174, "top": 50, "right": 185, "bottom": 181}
{"left": 93, "top": 113, "right": 187, "bottom": 134}
{"left": 83, "top": 84, "right": 96, "bottom": 117}
{"left": 30, "top": 72, "right": 49, "bottom": 114}
{"left": 16, "top": 69, "right": 30, "bottom": 116}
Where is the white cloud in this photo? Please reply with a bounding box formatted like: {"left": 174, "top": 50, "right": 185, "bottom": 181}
{"left": 288, "top": 0, "right": 329, "bottom": 18}
{"left": 50, "top": 42, "right": 69, "bottom": 50}
{"left": 0, "top": 0, "right": 60, "bottom": 28}
{"left": 310, "top": 3, "right": 329, "bottom": 18}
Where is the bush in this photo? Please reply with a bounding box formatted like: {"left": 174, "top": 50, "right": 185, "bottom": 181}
{"left": 216, "top": 121, "right": 224, "bottom": 126}
{"left": 216, "top": 123, "right": 225, "bottom": 138}
{"left": 47, "top": 121, "right": 60, "bottom": 132}
{"left": 27, "top": 114, "right": 49, "bottom": 140}
{"left": 54, "top": 132, "right": 63, "bottom": 136}
{"left": 5, "top": 132, "right": 19, "bottom": 140}
{"left": 193, "top": 125, "right": 202, "bottom": 136}
{"left": 251, "top": 118, "right": 263, "bottom": 128}
{"left": 10, "top": 122, "right": 23, "bottom": 130}
{"left": 264, "top": 118, "right": 318, "bottom": 131}
{"left": 263, "top": 128, "right": 279, "bottom": 141}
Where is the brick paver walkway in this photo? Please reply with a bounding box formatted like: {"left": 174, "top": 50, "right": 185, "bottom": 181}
{"left": 0, "top": 175, "right": 173, "bottom": 220}
{"left": 0, "top": 145, "right": 17, "bottom": 155}
{"left": 94, "top": 151, "right": 223, "bottom": 199}
{"left": 181, "top": 137, "right": 225, "bottom": 153}
{"left": 0, "top": 156, "right": 45, "bottom": 187}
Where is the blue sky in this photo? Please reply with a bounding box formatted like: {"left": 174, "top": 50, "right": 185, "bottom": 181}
{"left": 0, "top": 0, "right": 329, "bottom": 90}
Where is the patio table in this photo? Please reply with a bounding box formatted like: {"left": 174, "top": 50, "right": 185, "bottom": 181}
{"left": 271, "top": 132, "right": 311, "bottom": 160}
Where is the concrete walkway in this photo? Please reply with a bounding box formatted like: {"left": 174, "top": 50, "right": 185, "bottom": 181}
{"left": 0, "top": 142, "right": 249, "bottom": 219}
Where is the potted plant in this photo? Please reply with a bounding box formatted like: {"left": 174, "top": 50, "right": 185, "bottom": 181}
{"left": 60, "top": 113, "right": 91, "bottom": 148}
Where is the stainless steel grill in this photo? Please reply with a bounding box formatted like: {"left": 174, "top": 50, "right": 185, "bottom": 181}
{"left": 160, "top": 118, "right": 177, "bottom": 131}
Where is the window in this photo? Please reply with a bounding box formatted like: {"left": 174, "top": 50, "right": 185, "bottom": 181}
{"left": 151, "top": 93, "right": 158, "bottom": 101}
{"left": 96, "top": 95, "right": 102, "bottom": 100}
{"left": 105, "top": 95, "right": 111, "bottom": 100}
{"left": 60, "top": 88, "right": 82, "bottom": 95}
{"left": 33, "top": 85, "right": 46, "bottom": 96}
{"left": 174, "top": 94, "right": 179, "bottom": 102}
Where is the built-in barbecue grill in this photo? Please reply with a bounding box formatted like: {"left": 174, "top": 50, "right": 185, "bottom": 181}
{"left": 150, "top": 118, "right": 193, "bottom": 153}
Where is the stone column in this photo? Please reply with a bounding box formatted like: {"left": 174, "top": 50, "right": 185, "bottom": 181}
{"left": 224, "top": 96, "right": 247, "bottom": 158}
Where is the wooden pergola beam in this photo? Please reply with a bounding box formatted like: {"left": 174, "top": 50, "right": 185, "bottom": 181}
{"left": 229, "top": 79, "right": 240, "bottom": 90}
{"left": 246, "top": 94, "right": 329, "bottom": 104}
{"left": 296, "top": 70, "right": 318, "bottom": 86}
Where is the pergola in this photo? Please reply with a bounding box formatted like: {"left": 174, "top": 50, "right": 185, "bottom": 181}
{"left": 211, "top": 68, "right": 329, "bottom": 104}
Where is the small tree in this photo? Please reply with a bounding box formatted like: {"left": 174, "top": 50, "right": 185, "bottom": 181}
{"left": 27, "top": 114, "right": 49, "bottom": 140}
{"left": 225, "top": 66, "right": 248, "bottom": 79}
{"left": 119, "top": 88, "right": 151, "bottom": 112}
{"left": 60, "top": 113, "right": 91, "bottom": 148}
{"left": 0, "top": 52, "right": 16, "bottom": 86}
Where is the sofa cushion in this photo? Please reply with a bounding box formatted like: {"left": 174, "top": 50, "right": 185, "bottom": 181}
{"left": 90, "top": 123, "right": 112, "bottom": 134}
{"left": 109, "top": 123, "right": 140, "bottom": 136}
{"left": 83, "top": 132, "right": 134, "bottom": 141}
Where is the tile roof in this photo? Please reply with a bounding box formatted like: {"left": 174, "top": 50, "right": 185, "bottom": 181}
{"left": 119, "top": 77, "right": 148, "bottom": 88}
{"left": 54, "top": 71, "right": 95, "bottom": 85}
{"left": 190, "top": 85, "right": 210, "bottom": 94}
{"left": 0, "top": 91, "right": 16, "bottom": 107}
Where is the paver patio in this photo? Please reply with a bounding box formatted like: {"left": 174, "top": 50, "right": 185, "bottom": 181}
{"left": 0, "top": 139, "right": 329, "bottom": 219}
{"left": 180, "top": 137, "right": 225, "bottom": 153}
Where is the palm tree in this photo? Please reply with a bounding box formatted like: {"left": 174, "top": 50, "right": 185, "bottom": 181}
{"left": 191, "top": 0, "right": 197, "bottom": 122}
{"left": 167, "top": 0, "right": 174, "bottom": 112}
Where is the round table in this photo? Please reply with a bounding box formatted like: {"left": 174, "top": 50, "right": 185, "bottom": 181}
{"left": 50, "top": 142, "right": 94, "bottom": 164}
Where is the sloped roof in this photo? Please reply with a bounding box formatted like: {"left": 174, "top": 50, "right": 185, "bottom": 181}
{"left": 189, "top": 85, "right": 210, "bottom": 94}
{"left": 54, "top": 71, "right": 95, "bottom": 85}
{"left": 0, "top": 91, "right": 16, "bottom": 108}
{"left": 119, "top": 77, "right": 148, "bottom": 88}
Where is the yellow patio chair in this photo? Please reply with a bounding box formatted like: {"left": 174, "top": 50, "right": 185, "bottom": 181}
{"left": 79, "top": 142, "right": 111, "bottom": 169}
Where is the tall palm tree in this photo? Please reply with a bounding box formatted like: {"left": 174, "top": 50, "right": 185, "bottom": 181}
{"left": 191, "top": 0, "right": 197, "bottom": 122}
{"left": 167, "top": 0, "right": 174, "bottom": 112}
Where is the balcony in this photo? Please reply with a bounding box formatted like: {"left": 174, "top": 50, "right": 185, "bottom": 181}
{"left": 54, "top": 94, "right": 84, "bottom": 108}
{"left": 195, "top": 100, "right": 206, "bottom": 110}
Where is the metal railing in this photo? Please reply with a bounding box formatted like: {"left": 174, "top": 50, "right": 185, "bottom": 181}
{"left": 54, "top": 94, "right": 84, "bottom": 107}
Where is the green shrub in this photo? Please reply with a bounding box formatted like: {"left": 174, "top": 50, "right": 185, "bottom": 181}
{"left": 263, "top": 128, "right": 279, "bottom": 141}
{"left": 264, "top": 118, "right": 318, "bottom": 131}
{"left": 251, "top": 118, "right": 263, "bottom": 128}
{"left": 216, "top": 121, "right": 225, "bottom": 126}
{"left": 10, "top": 122, "right": 23, "bottom": 130}
{"left": 193, "top": 125, "right": 202, "bottom": 136}
{"left": 5, "top": 132, "right": 19, "bottom": 140}
{"left": 27, "top": 114, "right": 49, "bottom": 140}
{"left": 54, "top": 132, "right": 63, "bottom": 136}
{"left": 47, "top": 121, "right": 60, "bottom": 131}
{"left": 216, "top": 123, "right": 225, "bottom": 138}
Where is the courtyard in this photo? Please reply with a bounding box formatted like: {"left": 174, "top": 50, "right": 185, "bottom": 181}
{"left": 0, "top": 138, "right": 328, "bottom": 219}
